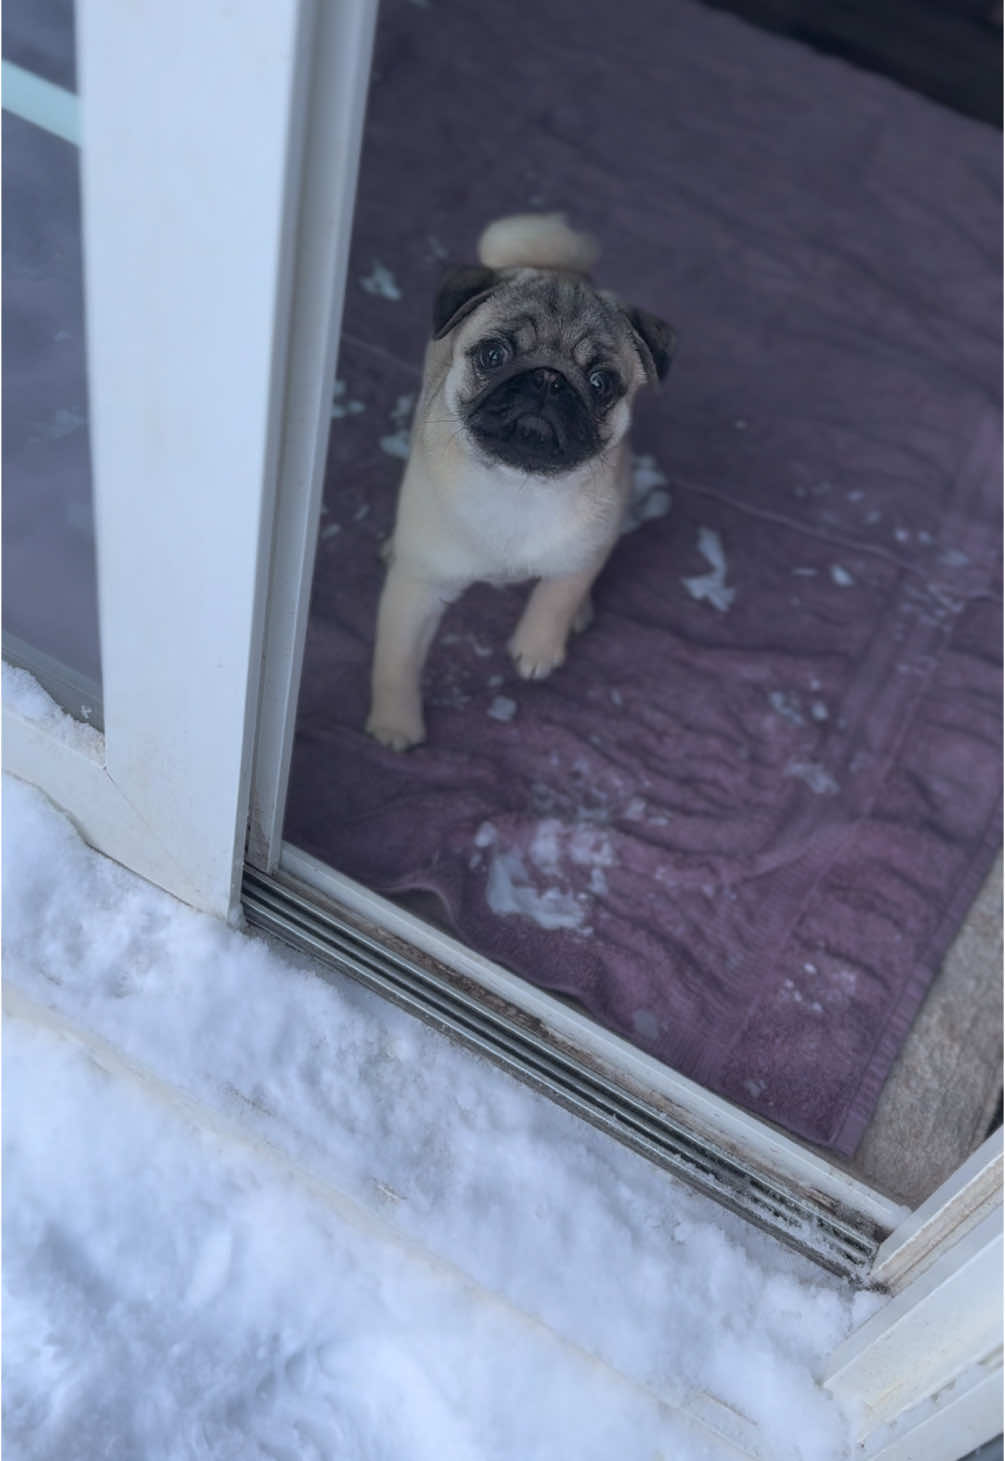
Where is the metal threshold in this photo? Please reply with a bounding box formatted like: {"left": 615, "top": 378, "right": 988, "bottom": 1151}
{"left": 243, "top": 852, "right": 908, "bottom": 1281}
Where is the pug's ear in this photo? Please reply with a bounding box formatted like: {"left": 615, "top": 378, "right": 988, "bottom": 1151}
{"left": 624, "top": 307, "right": 677, "bottom": 384}
{"left": 432, "top": 266, "right": 500, "bottom": 339}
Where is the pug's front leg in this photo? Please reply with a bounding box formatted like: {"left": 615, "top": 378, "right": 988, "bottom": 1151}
{"left": 509, "top": 562, "right": 603, "bottom": 680}
{"left": 367, "top": 567, "right": 455, "bottom": 751}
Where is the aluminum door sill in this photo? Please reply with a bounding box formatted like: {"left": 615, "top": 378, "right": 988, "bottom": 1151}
{"left": 242, "top": 845, "right": 910, "bottom": 1280}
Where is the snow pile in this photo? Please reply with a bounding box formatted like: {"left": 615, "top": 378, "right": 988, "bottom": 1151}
{"left": 486, "top": 846, "right": 588, "bottom": 931}
{"left": 682, "top": 527, "right": 736, "bottom": 612}
{"left": 4, "top": 662, "right": 103, "bottom": 753}
{"left": 476, "top": 817, "right": 622, "bottom": 933}
{"left": 360, "top": 261, "right": 403, "bottom": 300}
{"left": 487, "top": 695, "right": 517, "bottom": 723}
{"left": 478, "top": 820, "right": 588, "bottom": 932}
{"left": 621, "top": 452, "right": 672, "bottom": 535}
{"left": 6, "top": 1015, "right": 677, "bottom": 1461}
{"left": 380, "top": 392, "right": 415, "bottom": 460}
{"left": 331, "top": 378, "right": 366, "bottom": 420}
{"left": 785, "top": 760, "right": 840, "bottom": 796}
{"left": 3, "top": 769, "right": 875, "bottom": 1459}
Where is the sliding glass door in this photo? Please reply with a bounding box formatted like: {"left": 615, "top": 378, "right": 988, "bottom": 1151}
{"left": 3, "top": 10, "right": 999, "bottom": 1447}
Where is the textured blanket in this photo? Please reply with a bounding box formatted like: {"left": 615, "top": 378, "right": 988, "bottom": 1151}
{"left": 285, "top": 0, "right": 1002, "bottom": 1152}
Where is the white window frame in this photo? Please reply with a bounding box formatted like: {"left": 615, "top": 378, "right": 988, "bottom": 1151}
{"left": 4, "top": 7, "right": 1000, "bottom": 1449}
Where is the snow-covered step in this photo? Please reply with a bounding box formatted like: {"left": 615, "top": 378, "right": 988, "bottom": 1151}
{"left": 6, "top": 1014, "right": 759, "bottom": 1458}
{"left": 4, "top": 777, "right": 871, "bottom": 1459}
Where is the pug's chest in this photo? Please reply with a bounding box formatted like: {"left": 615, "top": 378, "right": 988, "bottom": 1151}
{"left": 450, "top": 468, "right": 619, "bottom": 583}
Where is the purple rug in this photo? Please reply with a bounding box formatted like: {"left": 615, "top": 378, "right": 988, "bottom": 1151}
{"left": 285, "top": 0, "right": 1002, "bottom": 1153}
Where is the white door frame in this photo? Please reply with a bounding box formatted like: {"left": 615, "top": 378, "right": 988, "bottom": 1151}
{"left": 825, "top": 1130, "right": 1003, "bottom": 1461}
{"left": 4, "top": 0, "right": 378, "bottom": 919}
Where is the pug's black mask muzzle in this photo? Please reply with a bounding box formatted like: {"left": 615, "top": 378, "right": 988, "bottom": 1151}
{"left": 466, "top": 366, "right": 601, "bottom": 475}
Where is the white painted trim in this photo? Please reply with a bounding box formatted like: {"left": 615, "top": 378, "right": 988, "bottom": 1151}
{"left": 279, "top": 840, "right": 909, "bottom": 1234}
{"left": 247, "top": 0, "right": 380, "bottom": 869}
{"left": 4, "top": 705, "right": 204, "bottom": 908}
{"left": 870, "top": 1130, "right": 1004, "bottom": 1294}
{"left": 826, "top": 1198, "right": 1003, "bottom": 1459}
{"left": 829, "top": 1208, "right": 1002, "bottom": 1424}
{"left": 823, "top": 1126, "right": 1005, "bottom": 1457}
{"left": 74, "top": 0, "right": 316, "bottom": 916}
{"left": 1, "top": 61, "right": 79, "bottom": 144}
{"left": 862, "top": 1365, "right": 1003, "bottom": 1461}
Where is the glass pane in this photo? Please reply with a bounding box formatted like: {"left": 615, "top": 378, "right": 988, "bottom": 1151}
{"left": 284, "top": 0, "right": 1001, "bottom": 1193}
{"left": 2, "top": 5, "right": 102, "bottom": 725}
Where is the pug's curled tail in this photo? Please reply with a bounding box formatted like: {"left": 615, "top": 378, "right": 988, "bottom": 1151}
{"left": 477, "top": 213, "right": 599, "bottom": 274}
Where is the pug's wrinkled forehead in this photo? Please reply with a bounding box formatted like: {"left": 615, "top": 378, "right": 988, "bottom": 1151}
{"left": 434, "top": 265, "right": 675, "bottom": 387}
{"left": 476, "top": 273, "right": 635, "bottom": 375}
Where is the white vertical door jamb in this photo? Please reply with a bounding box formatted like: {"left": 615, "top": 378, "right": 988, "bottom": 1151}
{"left": 75, "top": 0, "right": 317, "bottom": 917}
{"left": 869, "top": 1129, "right": 1003, "bottom": 1295}
{"left": 245, "top": 0, "right": 379, "bottom": 871}
{"left": 824, "top": 1130, "right": 1003, "bottom": 1461}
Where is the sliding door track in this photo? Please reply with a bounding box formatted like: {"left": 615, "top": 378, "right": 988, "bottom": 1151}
{"left": 244, "top": 863, "right": 897, "bottom": 1281}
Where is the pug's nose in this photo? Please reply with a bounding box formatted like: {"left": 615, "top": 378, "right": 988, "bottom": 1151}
{"left": 531, "top": 367, "right": 565, "bottom": 398}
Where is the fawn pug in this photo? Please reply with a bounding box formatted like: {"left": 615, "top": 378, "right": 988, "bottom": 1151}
{"left": 367, "top": 213, "right": 674, "bottom": 750}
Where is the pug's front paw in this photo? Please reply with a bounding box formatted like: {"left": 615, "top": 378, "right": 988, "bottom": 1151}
{"left": 366, "top": 697, "right": 425, "bottom": 751}
{"left": 507, "top": 626, "right": 567, "bottom": 681}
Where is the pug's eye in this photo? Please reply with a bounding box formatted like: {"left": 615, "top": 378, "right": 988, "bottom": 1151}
{"left": 474, "top": 337, "right": 511, "bottom": 372}
{"left": 588, "top": 368, "right": 618, "bottom": 404}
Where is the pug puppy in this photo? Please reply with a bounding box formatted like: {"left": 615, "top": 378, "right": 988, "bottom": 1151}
{"left": 366, "top": 213, "right": 675, "bottom": 750}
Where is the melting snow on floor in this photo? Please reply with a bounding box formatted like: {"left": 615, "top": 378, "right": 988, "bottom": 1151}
{"left": 3, "top": 731, "right": 878, "bottom": 1458}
